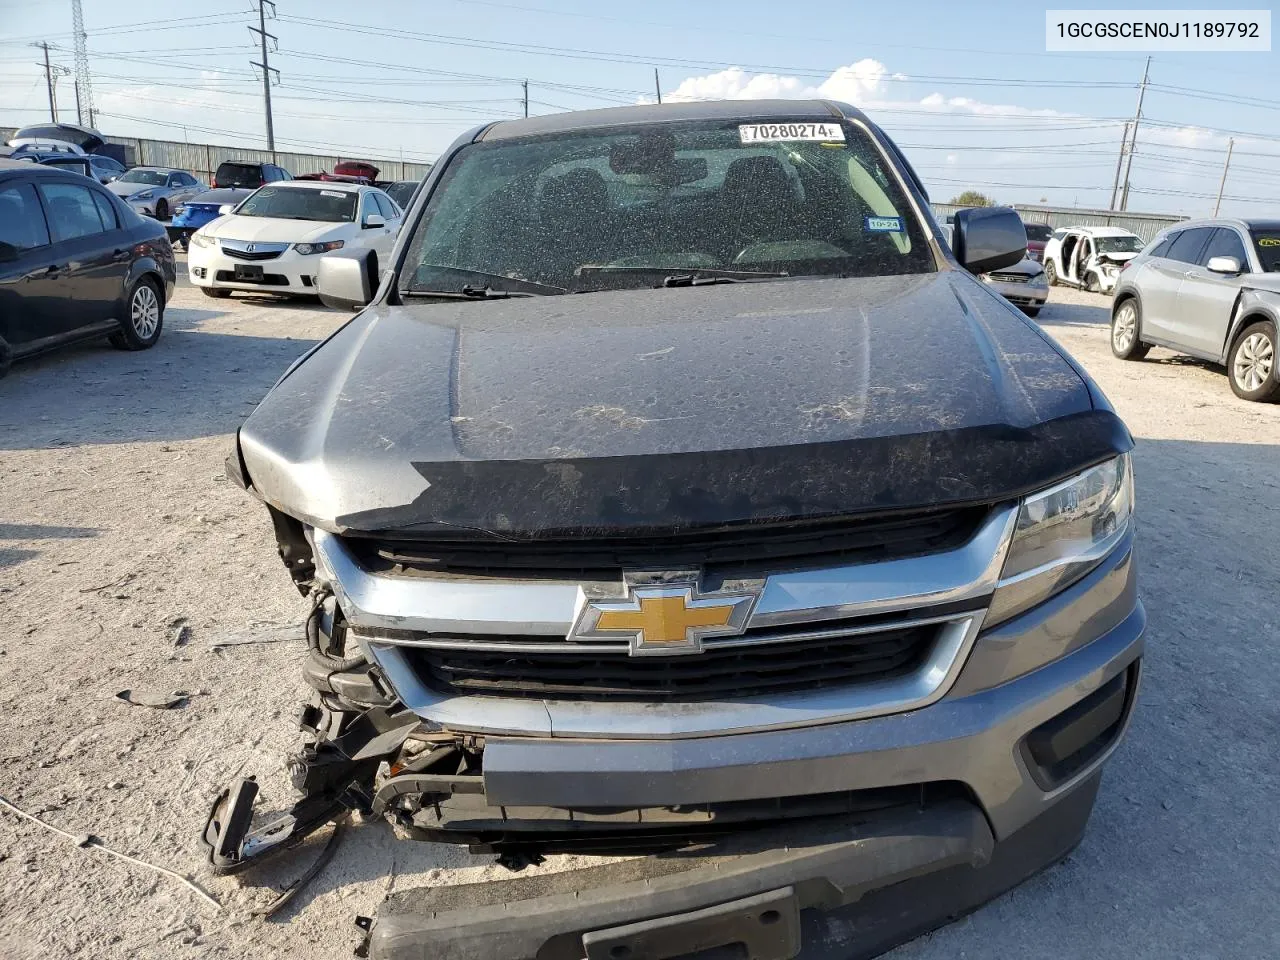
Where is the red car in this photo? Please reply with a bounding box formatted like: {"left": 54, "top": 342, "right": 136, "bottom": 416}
{"left": 334, "top": 160, "right": 380, "bottom": 181}
{"left": 1025, "top": 222, "right": 1053, "bottom": 262}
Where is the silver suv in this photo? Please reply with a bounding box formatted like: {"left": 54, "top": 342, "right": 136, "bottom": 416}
{"left": 1110, "top": 218, "right": 1280, "bottom": 401}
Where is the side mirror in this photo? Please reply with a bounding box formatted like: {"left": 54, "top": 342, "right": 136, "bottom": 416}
{"left": 362, "top": 213, "right": 386, "bottom": 230}
{"left": 317, "top": 248, "right": 379, "bottom": 310}
{"left": 1206, "top": 255, "right": 1241, "bottom": 275}
{"left": 218, "top": 203, "right": 235, "bottom": 215}
{"left": 952, "top": 206, "right": 1027, "bottom": 275}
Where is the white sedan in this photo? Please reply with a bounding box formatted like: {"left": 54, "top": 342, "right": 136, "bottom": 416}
{"left": 187, "top": 181, "right": 403, "bottom": 298}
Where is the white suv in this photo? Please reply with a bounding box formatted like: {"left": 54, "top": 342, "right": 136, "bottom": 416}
{"left": 1043, "top": 225, "right": 1143, "bottom": 294}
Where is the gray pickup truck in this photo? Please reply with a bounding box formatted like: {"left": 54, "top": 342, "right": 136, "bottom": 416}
{"left": 206, "top": 100, "right": 1144, "bottom": 960}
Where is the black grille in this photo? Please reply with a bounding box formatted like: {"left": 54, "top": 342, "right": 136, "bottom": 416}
{"left": 346, "top": 506, "right": 987, "bottom": 578}
{"left": 403, "top": 622, "right": 937, "bottom": 702}
{"left": 221, "top": 246, "right": 282, "bottom": 261}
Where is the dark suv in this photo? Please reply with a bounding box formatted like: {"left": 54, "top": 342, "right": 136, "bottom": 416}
{"left": 211, "top": 160, "right": 291, "bottom": 189}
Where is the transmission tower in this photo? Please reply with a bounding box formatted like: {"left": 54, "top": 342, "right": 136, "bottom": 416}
{"left": 71, "top": 0, "right": 96, "bottom": 128}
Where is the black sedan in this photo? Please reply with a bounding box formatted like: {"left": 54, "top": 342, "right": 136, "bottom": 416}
{"left": 0, "top": 160, "right": 176, "bottom": 375}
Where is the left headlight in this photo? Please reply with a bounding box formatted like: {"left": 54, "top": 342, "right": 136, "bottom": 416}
{"left": 987, "top": 453, "right": 1133, "bottom": 625}
{"left": 130, "top": 190, "right": 155, "bottom": 200}
{"left": 294, "top": 240, "right": 344, "bottom": 255}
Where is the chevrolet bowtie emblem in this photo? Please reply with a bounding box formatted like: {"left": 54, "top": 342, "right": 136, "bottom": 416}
{"left": 570, "top": 583, "right": 757, "bottom": 656}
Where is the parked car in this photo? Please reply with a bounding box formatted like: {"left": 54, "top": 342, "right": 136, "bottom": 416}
{"left": 166, "top": 187, "right": 255, "bottom": 248}
{"left": 980, "top": 257, "right": 1049, "bottom": 316}
{"left": 1024, "top": 222, "right": 1053, "bottom": 262}
{"left": 334, "top": 160, "right": 379, "bottom": 181}
{"left": 1111, "top": 217, "right": 1280, "bottom": 401}
{"left": 1043, "top": 225, "right": 1143, "bottom": 293}
{"left": 382, "top": 178, "right": 421, "bottom": 210}
{"left": 186, "top": 180, "right": 402, "bottom": 298}
{"left": 11, "top": 148, "right": 126, "bottom": 184}
{"left": 210, "top": 160, "right": 291, "bottom": 189}
{"left": 0, "top": 163, "right": 176, "bottom": 374}
{"left": 204, "top": 100, "right": 1142, "bottom": 960}
{"left": 7, "top": 122, "right": 106, "bottom": 154}
{"left": 105, "top": 166, "right": 204, "bottom": 220}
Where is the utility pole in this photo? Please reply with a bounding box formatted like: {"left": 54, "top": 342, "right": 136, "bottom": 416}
{"left": 654, "top": 68, "right": 662, "bottom": 104}
{"left": 1119, "top": 56, "right": 1150, "bottom": 213}
{"left": 1213, "top": 137, "right": 1235, "bottom": 217}
{"left": 522, "top": 80, "right": 528, "bottom": 118}
{"left": 1108, "top": 121, "right": 1129, "bottom": 210}
{"left": 249, "top": 0, "right": 279, "bottom": 155}
{"left": 37, "top": 42, "right": 56, "bottom": 120}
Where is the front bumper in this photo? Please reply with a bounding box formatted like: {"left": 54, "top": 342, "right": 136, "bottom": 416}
{"left": 187, "top": 244, "right": 325, "bottom": 294}
{"left": 317, "top": 514, "right": 1141, "bottom": 842}
{"left": 982, "top": 273, "right": 1049, "bottom": 307}
{"left": 366, "top": 770, "right": 1104, "bottom": 960}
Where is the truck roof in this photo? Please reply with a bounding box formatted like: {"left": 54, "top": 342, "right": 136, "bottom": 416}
{"left": 478, "top": 99, "right": 864, "bottom": 141}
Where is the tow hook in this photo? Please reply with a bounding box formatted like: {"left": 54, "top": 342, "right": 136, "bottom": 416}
{"left": 200, "top": 700, "right": 419, "bottom": 874}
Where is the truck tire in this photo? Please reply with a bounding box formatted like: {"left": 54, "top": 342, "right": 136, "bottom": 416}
{"left": 1228, "top": 319, "right": 1279, "bottom": 402}
{"left": 1111, "top": 298, "right": 1149, "bottom": 360}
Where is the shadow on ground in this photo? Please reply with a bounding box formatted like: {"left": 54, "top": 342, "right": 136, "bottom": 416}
{"left": 0, "top": 320, "right": 320, "bottom": 450}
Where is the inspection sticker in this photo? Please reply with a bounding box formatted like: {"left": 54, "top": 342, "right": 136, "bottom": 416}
{"left": 739, "top": 122, "right": 845, "bottom": 144}
{"left": 865, "top": 216, "right": 904, "bottom": 232}
{"left": 320, "top": 190, "right": 347, "bottom": 198}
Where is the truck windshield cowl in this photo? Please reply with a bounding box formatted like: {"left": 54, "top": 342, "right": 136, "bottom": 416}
{"left": 399, "top": 118, "right": 935, "bottom": 297}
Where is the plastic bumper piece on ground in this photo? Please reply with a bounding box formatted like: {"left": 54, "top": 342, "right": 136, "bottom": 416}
{"left": 365, "top": 773, "right": 1099, "bottom": 960}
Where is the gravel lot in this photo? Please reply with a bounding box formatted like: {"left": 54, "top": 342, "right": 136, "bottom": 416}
{"left": 1, "top": 276, "right": 1277, "bottom": 960}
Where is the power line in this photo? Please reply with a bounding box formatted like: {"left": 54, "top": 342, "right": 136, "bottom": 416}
{"left": 276, "top": 13, "right": 1143, "bottom": 88}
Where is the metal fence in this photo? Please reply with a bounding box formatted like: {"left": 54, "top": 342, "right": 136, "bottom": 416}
{"left": 931, "top": 202, "right": 1185, "bottom": 243}
{"left": 1, "top": 126, "right": 433, "bottom": 184}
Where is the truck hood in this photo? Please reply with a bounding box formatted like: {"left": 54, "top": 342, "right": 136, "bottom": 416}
{"left": 237, "top": 272, "right": 1130, "bottom": 536}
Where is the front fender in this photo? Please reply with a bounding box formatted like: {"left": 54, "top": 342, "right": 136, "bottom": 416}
{"left": 1229, "top": 287, "right": 1280, "bottom": 354}
{"left": 125, "top": 253, "right": 177, "bottom": 303}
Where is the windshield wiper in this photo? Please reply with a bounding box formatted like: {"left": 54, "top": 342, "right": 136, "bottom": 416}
{"left": 575, "top": 265, "right": 789, "bottom": 286}
{"left": 402, "top": 285, "right": 540, "bottom": 300}
{"left": 410, "top": 265, "right": 565, "bottom": 295}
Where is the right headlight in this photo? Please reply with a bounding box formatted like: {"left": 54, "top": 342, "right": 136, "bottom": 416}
{"left": 189, "top": 232, "right": 214, "bottom": 248}
{"left": 987, "top": 453, "right": 1133, "bottom": 625}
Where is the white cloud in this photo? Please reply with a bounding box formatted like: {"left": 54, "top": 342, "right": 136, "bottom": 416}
{"left": 664, "top": 58, "right": 893, "bottom": 106}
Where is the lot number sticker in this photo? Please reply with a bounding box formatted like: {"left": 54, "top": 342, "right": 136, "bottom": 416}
{"left": 320, "top": 190, "right": 347, "bottom": 198}
{"left": 865, "top": 216, "right": 904, "bottom": 232}
{"left": 739, "top": 123, "right": 846, "bottom": 144}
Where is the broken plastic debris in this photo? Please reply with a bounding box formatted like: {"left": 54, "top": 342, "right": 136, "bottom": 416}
{"left": 114, "top": 690, "right": 189, "bottom": 709}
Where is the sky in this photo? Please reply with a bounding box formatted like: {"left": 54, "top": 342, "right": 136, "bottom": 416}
{"left": 2, "top": 0, "right": 1278, "bottom": 217}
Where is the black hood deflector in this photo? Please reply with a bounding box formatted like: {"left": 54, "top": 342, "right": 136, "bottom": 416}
{"left": 238, "top": 272, "right": 1129, "bottom": 538}
{"left": 335, "top": 410, "right": 1130, "bottom": 537}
